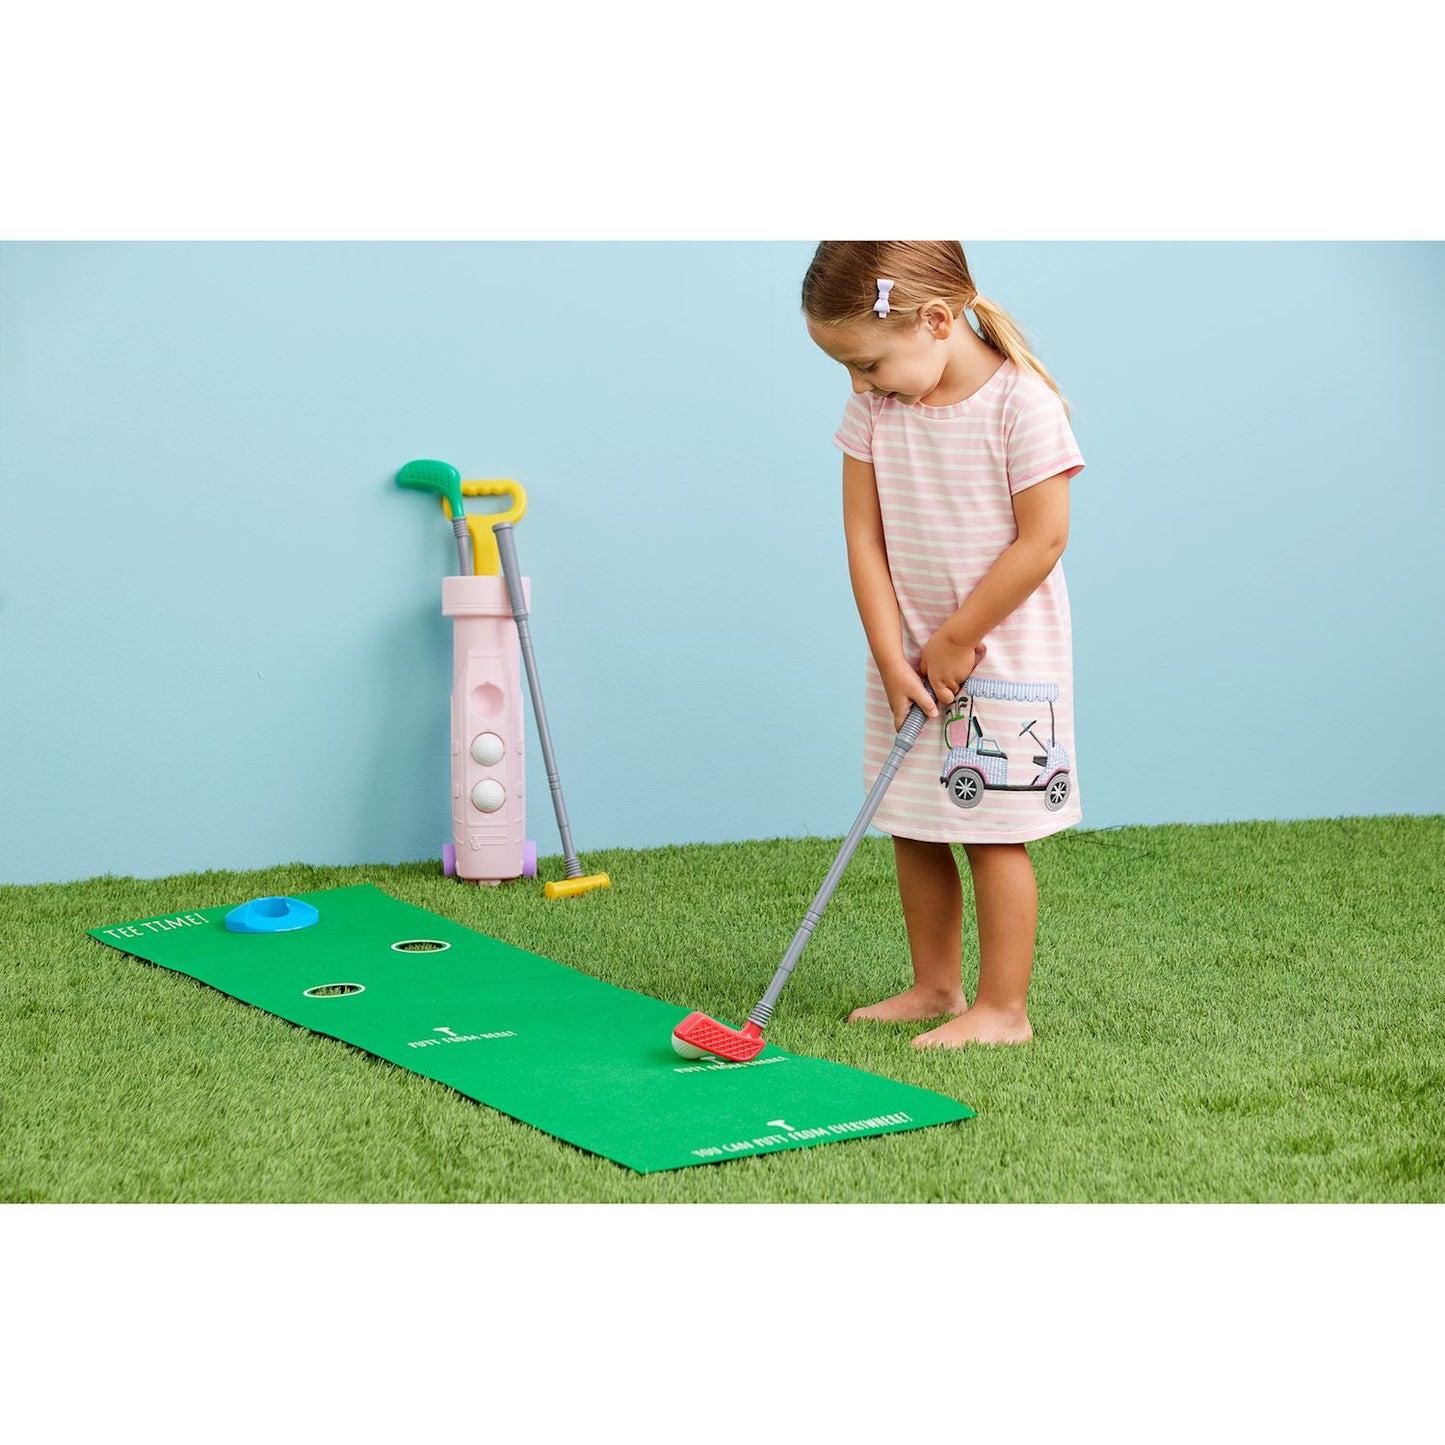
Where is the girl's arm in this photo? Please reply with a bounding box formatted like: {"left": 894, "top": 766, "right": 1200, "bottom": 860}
{"left": 843, "top": 452, "right": 940, "bottom": 722}
{"left": 920, "top": 472, "right": 1071, "bottom": 707}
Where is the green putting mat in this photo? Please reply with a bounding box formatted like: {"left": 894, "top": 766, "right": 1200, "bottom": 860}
{"left": 88, "top": 884, "right": 974, "bottom": 1174}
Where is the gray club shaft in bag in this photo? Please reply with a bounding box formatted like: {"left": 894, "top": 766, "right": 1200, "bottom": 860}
{"left": 747, "top": 697, "right": 933, "bottom": 1029}
{"left": 492, "top": 521, "right": 585, "bottom": 880}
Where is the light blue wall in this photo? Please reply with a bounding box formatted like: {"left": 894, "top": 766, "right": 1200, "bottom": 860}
{"left": 2, "top": 242, "right": 1440, "bottom": 884}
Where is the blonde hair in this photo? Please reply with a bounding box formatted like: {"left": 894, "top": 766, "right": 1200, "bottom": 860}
{"left": 800, "top": 240, "right": 1071, "bottom": 417}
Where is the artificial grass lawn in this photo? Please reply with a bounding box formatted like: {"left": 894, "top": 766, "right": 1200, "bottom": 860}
{"left": 3, "top": 815, "right": 1441, "bottom": 1203}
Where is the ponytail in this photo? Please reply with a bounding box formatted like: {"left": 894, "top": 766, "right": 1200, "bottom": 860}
{"left": 970, "top": 295, "right": 1072, "bottom": 420}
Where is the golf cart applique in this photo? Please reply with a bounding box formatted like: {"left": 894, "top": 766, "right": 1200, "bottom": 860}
{"left": 941, "top": 676, "right": 1071, "bottom": 811}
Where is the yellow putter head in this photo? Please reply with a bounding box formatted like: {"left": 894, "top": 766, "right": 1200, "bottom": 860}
{"left": 544, "top": 873, "right": 612, "bottom": 901}
{"left": 440, "top": 480, "right": 528, "bottom": 574}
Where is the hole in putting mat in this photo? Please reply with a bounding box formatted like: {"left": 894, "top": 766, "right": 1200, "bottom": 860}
{"left": 303, "top": 983, "right": 365, "bottom": 998}
{"left": 390, "top": 939, "right": 451, "bottom": 954}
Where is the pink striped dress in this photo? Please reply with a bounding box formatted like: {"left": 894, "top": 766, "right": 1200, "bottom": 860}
{"left": 833, "top": 358, "right": 1086, "bottom": 844}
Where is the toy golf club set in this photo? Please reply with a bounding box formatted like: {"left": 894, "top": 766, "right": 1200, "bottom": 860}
{"left": 394, "top": 458, "right": 610, "bottom": 899}
{"left": 87, "top": 461, "right": 974, "bottom": 1173}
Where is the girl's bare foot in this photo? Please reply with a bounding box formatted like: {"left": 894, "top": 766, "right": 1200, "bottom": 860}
{"left": 848, "top": 986, "right": 968, "bottom": 1023}
{"left": 912, "top": 1005, "right": 1032, "bottom": 1048}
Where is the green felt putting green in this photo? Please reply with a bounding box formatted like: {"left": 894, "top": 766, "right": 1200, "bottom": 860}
{"left": 88, "top": 884, "right": 974, "bottom": 1174}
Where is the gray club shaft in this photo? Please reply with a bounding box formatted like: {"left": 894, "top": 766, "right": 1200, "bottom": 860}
{"left": 453, "top": 516, "right": 474, "bottom": 577}
{"left": 492, "top": 521, "right": 582, "bottom": 879}
{"left": 748, "top": 701, "right": 931, "bottom": 1028}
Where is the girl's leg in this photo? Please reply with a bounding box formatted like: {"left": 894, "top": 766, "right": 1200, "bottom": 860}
{"left": 914, "top": 841, "right": 1036, "bottom": 1047}
{"left": 847, "top": 835, "right": 969, "bottom": 1022}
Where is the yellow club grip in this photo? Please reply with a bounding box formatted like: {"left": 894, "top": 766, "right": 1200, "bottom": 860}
{"left": 441, "top": 480, "right": 529, "bottom": 574}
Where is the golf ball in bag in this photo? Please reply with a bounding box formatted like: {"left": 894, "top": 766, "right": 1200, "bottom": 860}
{"left": 471, "top": 732, "right": 505, "bottom": 766}
{"left": 471, "top": 780, "right": 506, "bottom": 813}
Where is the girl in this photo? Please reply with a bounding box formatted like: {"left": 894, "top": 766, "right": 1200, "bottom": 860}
{"left": 801, "top": 241, "right": 1085, "bottom": 1048}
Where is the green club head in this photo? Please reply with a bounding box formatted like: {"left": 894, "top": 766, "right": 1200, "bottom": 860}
{"left": 396, "top": 459, "right": 465, "bottom": 518}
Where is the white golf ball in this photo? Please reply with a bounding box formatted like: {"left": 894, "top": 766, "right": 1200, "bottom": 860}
{"left": 672, "top": 1033, "right": 707, "bottom": 1060}
{"left": 471, "top": 732, "right": 505, "bottom": 765}
{"left": 470, "top": 780, "right": 506, "bottom": 813}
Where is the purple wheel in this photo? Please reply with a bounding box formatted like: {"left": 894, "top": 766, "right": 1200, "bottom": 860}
{"left": 522, "top": 840, "right": 538, "bottom": 879}
{"left": 442, "top": 842, "right": 457, "bottom": 878}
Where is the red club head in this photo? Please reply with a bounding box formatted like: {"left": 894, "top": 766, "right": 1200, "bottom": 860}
{"left": 671, "top": 1011, "right": 766, "bottom": 1063}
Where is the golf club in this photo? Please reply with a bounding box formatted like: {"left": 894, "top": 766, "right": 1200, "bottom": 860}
{"left": 397, "top": 458, "right": 474, "bottom": 576}
{"left": 493, "top": 520, "right": 611, "bottom": 900}
{"left": 673, "top": 690, "right": 935, "bottom": 1061}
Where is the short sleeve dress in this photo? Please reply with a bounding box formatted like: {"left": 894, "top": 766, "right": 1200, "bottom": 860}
{"left": 833, "top": 358, "right": 1086, "bottom": 844}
